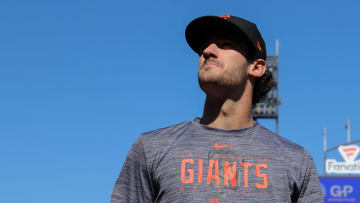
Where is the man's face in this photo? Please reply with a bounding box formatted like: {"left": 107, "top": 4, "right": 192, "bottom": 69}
{"left": 197, "top": 34, "right": 250, "bottom": 95}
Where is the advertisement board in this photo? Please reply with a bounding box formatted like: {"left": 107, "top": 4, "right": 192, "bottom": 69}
{"left": 319, "top": 176, "right": 360, "bottom": 202}
{"left": 326, "top": 144, "right": 360, "bottom": 174}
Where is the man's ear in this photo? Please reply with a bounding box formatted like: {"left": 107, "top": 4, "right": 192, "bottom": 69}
{"left": 248, "top": 59, "right": 266, "bottom": 78}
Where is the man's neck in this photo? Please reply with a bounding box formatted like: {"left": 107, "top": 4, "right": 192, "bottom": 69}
{"left": 200, "top": 89, "right": 255, "bottom": 130}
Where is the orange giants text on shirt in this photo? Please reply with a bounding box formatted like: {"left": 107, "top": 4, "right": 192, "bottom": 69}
{"left": 180, "top": 156, "right": 268, "bottom": 189}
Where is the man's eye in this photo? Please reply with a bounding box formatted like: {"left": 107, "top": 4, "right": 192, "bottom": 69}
{"left": 219, "top": 42, "right": 234, "bottom": 48}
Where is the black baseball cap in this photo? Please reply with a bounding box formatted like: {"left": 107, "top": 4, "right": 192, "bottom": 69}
{"left": 185, "top": 14, "right": 267, "bottom": 60}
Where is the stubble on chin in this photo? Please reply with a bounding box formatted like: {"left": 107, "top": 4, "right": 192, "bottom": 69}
{"left": 198, "top": 58, "right": 224, "bottom": 85}
{"left": 198, "top": 61, "right": 248, "bottom": 88}
{"left": 198, "top": 64, "right": 248, "bottom": 99}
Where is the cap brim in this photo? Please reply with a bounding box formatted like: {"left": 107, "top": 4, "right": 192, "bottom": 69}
{"left": 185, "top": 16, "right": 253, "bottom": 54}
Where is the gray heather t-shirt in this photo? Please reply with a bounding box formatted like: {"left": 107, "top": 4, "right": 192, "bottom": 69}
{"left": 111, "top": 118, "right": 323, "bottom": 203}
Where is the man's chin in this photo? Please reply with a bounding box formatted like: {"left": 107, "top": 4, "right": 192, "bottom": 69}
{"left": 198, "top": 78, "right": 220, "bottom": 87}
{"left": 198, "top": 72, "right": 222, "bottom": 83}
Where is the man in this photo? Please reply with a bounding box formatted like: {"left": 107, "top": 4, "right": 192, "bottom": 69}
{"left": 111, "top": 15, "right": 323, "bottom": 203}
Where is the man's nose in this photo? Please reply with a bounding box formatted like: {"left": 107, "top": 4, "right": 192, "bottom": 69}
{"left": 202, "top": 43, "right": 218, "bottom": 59}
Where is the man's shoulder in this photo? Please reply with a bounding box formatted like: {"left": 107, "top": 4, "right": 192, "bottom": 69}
{"left": 133, "top": 120, "right": 194, "bottom": 159}
{"left": 257, "top": 124, "right": 306, "bottom": 155}
{"left": 139, "top": 120, "right": 193, "bottom": 141}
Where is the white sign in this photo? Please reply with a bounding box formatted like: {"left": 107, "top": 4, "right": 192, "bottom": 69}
{"left": 326, "top": 144, "right": 360, "bottom": 174}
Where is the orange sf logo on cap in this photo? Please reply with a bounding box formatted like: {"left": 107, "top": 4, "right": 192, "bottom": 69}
{"left": 257, "top": 41, "right": 262, "bottom": 51}
{"left": 220, "top": 14, "right": 231, "bottom": 19}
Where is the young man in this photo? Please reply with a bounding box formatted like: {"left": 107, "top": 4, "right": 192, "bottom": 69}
{"left": 111, "top": 15, "right": 323, "bottom": 203}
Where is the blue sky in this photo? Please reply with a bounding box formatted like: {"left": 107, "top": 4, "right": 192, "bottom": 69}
{"left": 1, "top": 0, "right": 360, "bottom": 202}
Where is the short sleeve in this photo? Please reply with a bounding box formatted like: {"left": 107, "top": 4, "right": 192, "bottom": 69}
{"left": 297, "top": 150, "right": 324, "bottom": 203}
{"left": 110, "top": 137, "right": 154, "bottom": 203}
